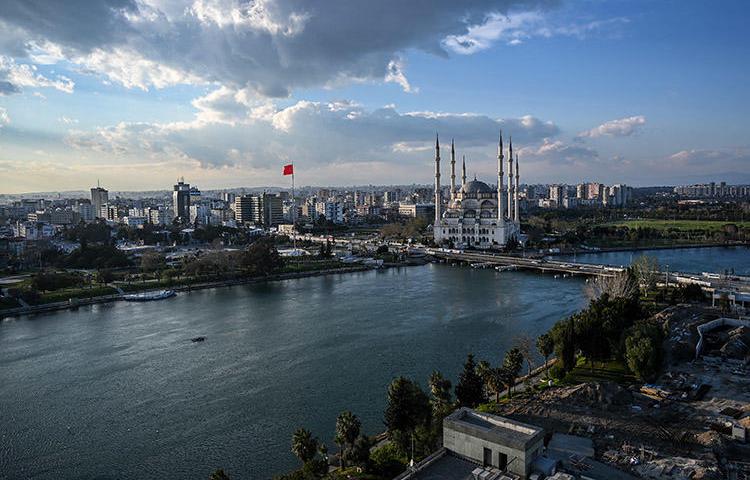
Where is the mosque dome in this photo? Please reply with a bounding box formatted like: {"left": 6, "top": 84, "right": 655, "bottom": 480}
{"left": 461, "top": 179, "right": 493, "bottom": 194}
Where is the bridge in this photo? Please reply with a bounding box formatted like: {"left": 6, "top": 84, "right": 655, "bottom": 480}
{"left": 425, "top": 248, "right": 626, "bottom": 277}
{"left": 425, "top": 249, "right": 750, "bottom": 301}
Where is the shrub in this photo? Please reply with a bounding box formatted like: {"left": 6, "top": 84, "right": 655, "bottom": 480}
{"left": 369, "top": 443, "right": 406, "bottom": 478}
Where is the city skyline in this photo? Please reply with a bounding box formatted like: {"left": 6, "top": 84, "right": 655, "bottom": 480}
{"left": 1, "top": 0, "right": 749, "bottom": 193}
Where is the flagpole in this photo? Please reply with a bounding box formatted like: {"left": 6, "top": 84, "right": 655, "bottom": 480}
{"left": 291, "top": 169, "right": 296, "bottom": 252}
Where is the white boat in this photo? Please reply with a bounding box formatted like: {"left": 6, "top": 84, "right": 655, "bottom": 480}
{"left": 495, "top": 265, "right": 518, "bottom": 272}
{"left": 123, "top": 290, "right": 176, "bottom": 301}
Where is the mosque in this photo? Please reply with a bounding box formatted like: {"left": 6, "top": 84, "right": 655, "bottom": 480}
{"left": 432, "top": 133, "right": 522, "bottom": 249}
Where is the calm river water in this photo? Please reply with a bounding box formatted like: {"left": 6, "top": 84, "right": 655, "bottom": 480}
{"left": 1, "top": 265, "right": 586, "bottom": 479}
{"left": 556, "top": 245, "right": 750, "bottom": 275}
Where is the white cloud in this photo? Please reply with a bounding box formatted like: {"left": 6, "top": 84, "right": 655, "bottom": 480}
{"left": 0, "top": 107, "right": 9, "bottom": 127}
{"left": 385, "top": 58, "right": 418, "bottom": 93}
{"left": 66, "top": 90, "right": 561, "bottom": 172}
{"left": 58, "top": 115, "right": 78, "bottom": 125}
{"left": 578, "top": 115, "right": 646, "bottom": 138}
{"left": 518, "top": 137, "right": 599, "bottom": 165}
{"left": 0, "top": 55, "right": 74, "bottom": 94}
{"left": 443, "top": 12, "right": 629, "bottom": 55}
{"left": 72, "top": 47, "right": 205, "bottom": 91}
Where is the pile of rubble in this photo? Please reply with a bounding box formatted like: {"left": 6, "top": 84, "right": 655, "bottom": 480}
{"left": 705, "top": 325, "right": 750, "bottom": 360}
{"left": 555, "top": 381, "right": 633, "bottom": 408}
{"left": 633, "top": 456, "right": 722, "bottom": 480}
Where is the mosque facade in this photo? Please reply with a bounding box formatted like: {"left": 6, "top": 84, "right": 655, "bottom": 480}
{"left": 432, "top": 133, "right": 522, "bottom": 249}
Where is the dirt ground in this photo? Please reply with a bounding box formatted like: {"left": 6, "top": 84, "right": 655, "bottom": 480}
{"left": 494, "top": 305, "right": 750, "bottom": 479}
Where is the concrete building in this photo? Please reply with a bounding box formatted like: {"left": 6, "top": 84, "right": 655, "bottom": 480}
{"left": 234, "top": 195, "right": 261, "bottom": 225}
{"left": 263, "top": 193, "right": 284, "bottom": 227}
{"left": 90, "top": 186, "right": 109, "bottom": 218}
{"left": 443, "top": 408, "right": 545, "bottom": 478}
{"left": 172, "top": 179, "right": 191, "bottom": 222}
{"left": 433, "top": 134, "right": 522, "bottom": 249}
{"left": 76, "top": 202, "right": 95, "bottom": 222}
{"left": 398, "top": 202, "right": 435, "bottom": 220}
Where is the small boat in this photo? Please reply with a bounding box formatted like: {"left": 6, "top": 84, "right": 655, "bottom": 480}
{"left": 191, "top": 336, "right": 206, "bottom": 343}
{"left": 123, "top": 290, "right": 176, "bottom": 302}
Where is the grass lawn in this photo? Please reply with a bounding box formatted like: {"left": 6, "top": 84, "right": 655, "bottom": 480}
{"left": 35, "top": 286, "right": 118, "bottom": 305}
{"left": 564, "top": 357, "right": 636, "bottom": 385}
{"left": 603, "top": 219, "right": 750, "bottom": 232}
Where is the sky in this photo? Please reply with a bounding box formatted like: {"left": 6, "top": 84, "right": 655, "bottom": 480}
{"left": 0, "top": 0, "right": 749, "bottom": 193}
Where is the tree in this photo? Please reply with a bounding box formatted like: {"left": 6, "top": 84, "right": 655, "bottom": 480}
{"left": 514, "top": 335, "right": 535, "bottom": 376}
{"left": 291, "top": 428, "right": 318, "bottom": 465}
{"left": 140, "top": 251, "right": 167, "bottom": 273}
{"left": 630, "top": 255, "right": 660, "bottom": 294}
{"left": 428, "top": 370, "right": 452, "bottom": 408}
{"left": 550, "top": 317, "right": 576, "bottom": 372}
{"left": 209, "top": 469, "right": 231, "bottom": 480}
{"left": 477, "top": 364, "right": 505, "bottom": 403}
{"left": 585, "top": 270, "right": 639, "bottom": 300}
{"left": 536, "top": 333, "right": 554, "bottom": 378}
{"left": 384, "top": 377, "right": 431, "bottom": 454}
{"left": 502, "top": 348, "right": 524, "bottom": 397}
{"left": 625, "top": 322, "right": 664, "bottom": 382}
{"left": 95, "top": 269, "right": 115, "bottom": 285}
{"left": 342, "top": 435, "right": 372, "bottom": 470}
{"left": 241, "top": 237, "right": 284, "bottom": 276}
{"left": 335, "top": 411, "right": 361, "bottom": 468}
{"left": 454, "top": 354, "right": 486, "bottom": 407}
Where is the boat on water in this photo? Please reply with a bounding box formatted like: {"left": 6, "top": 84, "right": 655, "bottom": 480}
{"left": 191, "top": 336, "right": 206, "bottom": 342}
{"left": 123, "top": 290, "right": 176, "bottom": 302}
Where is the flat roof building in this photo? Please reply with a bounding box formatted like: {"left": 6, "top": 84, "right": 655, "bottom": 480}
{"left": 443, "top": 408, "right": 544, "bottom": 479}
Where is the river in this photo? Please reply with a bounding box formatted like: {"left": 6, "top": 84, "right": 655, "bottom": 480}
{"left": 1, "top": 246, "right": 745, "bottom": 479}
{"left": 1, "top": 264, "right": 586, "bottom": 479}
{"left": 555, "top": 245, "right": 750, "bottom": 275}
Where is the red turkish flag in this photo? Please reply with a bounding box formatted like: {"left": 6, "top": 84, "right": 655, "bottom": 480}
{"left": 283, "top": 164, "right": 294, "bottom": 175}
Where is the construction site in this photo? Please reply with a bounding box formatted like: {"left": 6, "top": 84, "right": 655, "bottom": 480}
{"left": 491, "top": 305, "right": 750, "bottom": 480}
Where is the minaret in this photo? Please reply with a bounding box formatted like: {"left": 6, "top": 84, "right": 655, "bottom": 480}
{"left": 461, "top": 155, "right": 467, "bottom": 185}
{"left": 507, "top": 136, "right": 514, "bottom": 219}
{"left": 450, "top": 139, "right": 456, "bottom": 199}
{"left": 497, "top": 132, "right": 504, "bottom": 222}
{"left": 514, "top": 153, "right": 520, "bottom": 223}
{"left": 434, "top": 134, "right": 441, "bottom": 227}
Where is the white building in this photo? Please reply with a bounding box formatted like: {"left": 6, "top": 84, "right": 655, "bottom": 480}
{"left": 433, "top": 134, "right": 521, "bottom": 249}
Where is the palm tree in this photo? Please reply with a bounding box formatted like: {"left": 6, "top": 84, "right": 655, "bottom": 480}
{"left": 335, "top": 411, "right": 361, "bottom": 468}
{"left": 536, "top": 333, "right": 554, "bottom": 379}
{"left": 291, "top": 428, "right": 318, "bottom": 465}
{"left": 503, "top": 348, "right": 524, "bottom": 397}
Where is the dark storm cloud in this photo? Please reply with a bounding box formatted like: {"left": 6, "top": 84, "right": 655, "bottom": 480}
{"left": 0, "top": 0, "right": 558, "bottom": 95}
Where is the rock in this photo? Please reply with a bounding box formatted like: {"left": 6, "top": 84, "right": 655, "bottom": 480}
{"left": 720, "top": 337, "right": 748, "bottom": 359}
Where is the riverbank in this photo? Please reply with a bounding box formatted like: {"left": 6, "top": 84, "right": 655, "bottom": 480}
{"left": 548, "top": 241, "right": 748, "bottom": 256}
{"left": 0, "top": 265, "right": 374, "bottom": 319}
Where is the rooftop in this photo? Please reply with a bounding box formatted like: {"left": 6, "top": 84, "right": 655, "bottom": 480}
{"left": 444, "top": 408, "right": 545, "bottom": 451}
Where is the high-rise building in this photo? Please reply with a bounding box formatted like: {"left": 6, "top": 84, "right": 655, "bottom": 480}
{"left": 234, "top": 195, "right": 258, "bottom": 225}
{"left": 173, "top": 179, "right": 191, "bottom": 222}
{"left": 91, "top": 185, "right": 109, "bottom": 218}
{"left": 576, "top": 183, "right": 588, "bottom": 199}
{"left": 549, "top": 185, "right": 564, "bottom": 206}
{"left": 263, "top": 193, "right": 283, "bottom": 227}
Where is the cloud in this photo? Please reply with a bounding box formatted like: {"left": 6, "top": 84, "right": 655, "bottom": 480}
{"left": 0, "top": 107, "right": 9, "bottom": 127}
{"left": 443, "top": 11, "right": 628, "bottom": 54}
{"left": 578, "top": 115, "right": 646, "bottom": 138}
{"left": 65, "top": 89, "right": 560, "bottom": 171}
{"left": 58, "top": 116, "right": 79, "bottom": 125}
{"left": 518, "top": 137, "right": 599, "bottom": 165}
{"left": 0, "top": 55, "right": 74, "bottom": 94}
{"left": 0, "top": 0, "right": 563, "bottom": 96}
{"left": 666, "top": 147, "right": 750, "bottom": 168}
{"left": 384, "top": 58, "right": 418, "bottom": 93}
